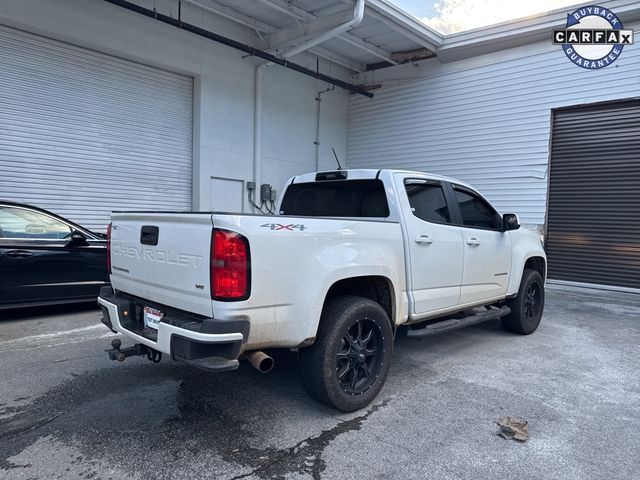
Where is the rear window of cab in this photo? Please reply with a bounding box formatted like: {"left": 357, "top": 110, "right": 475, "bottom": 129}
{"left": 279, "top": 179, "right": 389, "bottom": 218}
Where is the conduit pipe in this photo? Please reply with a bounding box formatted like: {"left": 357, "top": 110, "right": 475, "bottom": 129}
{"left": 314, "top": 85, "right": 335, "bottom": 170}
{"left": 252, "top": 62, "right": 267, "bottom": 213}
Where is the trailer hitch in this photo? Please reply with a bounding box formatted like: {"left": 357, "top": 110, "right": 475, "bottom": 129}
{"left": 107, "top": 339, "right": 162, "bottom": 363}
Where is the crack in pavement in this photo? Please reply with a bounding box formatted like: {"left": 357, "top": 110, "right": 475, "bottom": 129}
{"left": 227, "top": 399, "right": 390, "bottom": 480}
{"left": 0, "top": 412, "right": 62, "bottom": 441}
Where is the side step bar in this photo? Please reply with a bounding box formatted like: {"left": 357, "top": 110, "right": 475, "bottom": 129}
{"left": 407, "top": 305, "right": 511, "bottom": 338}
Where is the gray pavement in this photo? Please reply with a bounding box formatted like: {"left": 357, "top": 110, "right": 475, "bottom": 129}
{"left": 1, "top": 286, "right": 639, "bottom": 480}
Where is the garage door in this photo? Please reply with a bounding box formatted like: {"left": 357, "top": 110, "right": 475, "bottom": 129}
{"left": 546, "top": 99, "right": 640, "bottom": 289}
{"left": 0, "top": 27, "right": 193, "bottom": 232}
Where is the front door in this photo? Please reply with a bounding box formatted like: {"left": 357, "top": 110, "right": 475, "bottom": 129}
{"left": 448, "top": 185, "right": 512, "bottom": 305}
{"left": 396, "top": 175, "right": 463, "bottom": 316}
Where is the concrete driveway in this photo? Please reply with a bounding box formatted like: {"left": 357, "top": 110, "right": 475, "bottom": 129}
{"left": 1, "top": 286, "right": 639, "bottom": 480}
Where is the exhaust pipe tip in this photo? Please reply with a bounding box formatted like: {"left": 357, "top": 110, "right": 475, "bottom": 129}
{"left": 245, "top": 351, "right": 274, "bottom": 373}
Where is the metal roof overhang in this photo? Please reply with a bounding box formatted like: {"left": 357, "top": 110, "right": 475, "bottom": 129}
{"left": 111, "top": 0, "right": 442, "bottom": 74}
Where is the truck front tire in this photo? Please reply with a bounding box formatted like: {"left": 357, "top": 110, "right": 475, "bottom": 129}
{"left": 502, "top": 268, "right": 545, "bottom": 335}
{"left": 299, "top": 295, "right": 393, "bottom": 412}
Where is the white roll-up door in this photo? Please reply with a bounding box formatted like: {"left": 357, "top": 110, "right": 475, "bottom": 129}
{"left": 0, "top": 27, "right": 193, "bottom": 232}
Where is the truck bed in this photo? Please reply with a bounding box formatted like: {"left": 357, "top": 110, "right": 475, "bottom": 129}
{"left": 108, "top": 211, "right": 406, "bottom": 348}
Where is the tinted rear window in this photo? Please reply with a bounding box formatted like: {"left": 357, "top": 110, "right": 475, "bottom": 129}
{"left": 280, "top": 179, "right": 389, "bottom": 217}
{"left": 405, "top": 183, "right": 451, "bottom": 224}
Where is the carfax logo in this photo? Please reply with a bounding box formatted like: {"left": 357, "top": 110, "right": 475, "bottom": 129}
{"left": 553, "top": 5, "right": 634, "bottom": 69}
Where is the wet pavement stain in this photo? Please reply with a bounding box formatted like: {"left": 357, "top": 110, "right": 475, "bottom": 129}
{"left": 0, "top": 412, "right": 61, "bottom": 440}
{"left": 225, "top": 399, "right": 390, "bottom": 480}
{"left": 0, "top": 352, "right": 389, "bottom": 479}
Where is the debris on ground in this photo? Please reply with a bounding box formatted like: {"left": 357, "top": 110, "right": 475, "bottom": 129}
{"left": 496, "top": 416, "right": 529, "bottom": 442}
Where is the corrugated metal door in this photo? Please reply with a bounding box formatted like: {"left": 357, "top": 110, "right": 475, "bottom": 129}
{"left": 0, "top": 27, "right": 193, "bottom": 232}
{"left": 546, "top": 99, "right": 640, "bottom": 289}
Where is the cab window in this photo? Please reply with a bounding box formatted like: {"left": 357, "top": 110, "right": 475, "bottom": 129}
{"left": 452, "top": 188, "right": 502, "bottom": 230}
{"left": 280, "top": 179, "right": 389, "bottom": 217}
{"left": 405, "top": 180, "right": 451, "bottom": 224}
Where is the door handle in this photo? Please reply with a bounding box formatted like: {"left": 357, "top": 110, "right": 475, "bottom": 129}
{"left": 466, "top": 238, "right": 480, "bottom": 246}
{"left": 414, "top": 235, "right": 433, "bottom": 245}
{"left": 5, "top": 250, "right": 33, "bottom": 258}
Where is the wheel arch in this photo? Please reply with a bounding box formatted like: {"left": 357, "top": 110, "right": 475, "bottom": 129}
{"left": 524, "top": 256, "right": 546, "bottom": 280}
{"left": 322, "top": 275, "right": 396, "bottom": 329}
{"left": 507, "top": 254, "right": 547, "bottom": 297}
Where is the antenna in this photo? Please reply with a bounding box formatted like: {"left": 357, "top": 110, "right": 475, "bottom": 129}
{"left": 332, "top": 148, "right": 343, "bottom": 170}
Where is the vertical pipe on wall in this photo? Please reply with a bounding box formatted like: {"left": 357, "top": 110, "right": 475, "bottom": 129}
{"left": 253, "top": 62, "right": 269, "bottom": 213}
{"left": 314, "top": 85, "right": 335, "bottom": 170}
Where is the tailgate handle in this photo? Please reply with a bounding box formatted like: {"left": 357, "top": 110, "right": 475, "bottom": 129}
{"left": 140, "top": 226, "right": 159, "bottom": 246}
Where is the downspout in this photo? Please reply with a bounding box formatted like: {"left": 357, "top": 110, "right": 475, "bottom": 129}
{"left": 252, "top": 0, "right": 365, "bottom": 211}
{"left": 280, "top": 0, "right": 365, "bottom": 57}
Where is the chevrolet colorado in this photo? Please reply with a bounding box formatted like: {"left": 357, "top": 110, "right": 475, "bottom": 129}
{"left": 98, "top": 169, "right": 546, "bottom": 411}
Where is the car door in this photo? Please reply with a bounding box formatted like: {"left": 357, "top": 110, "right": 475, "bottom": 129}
{"left": 395, "top": 175, "right": 464, "bottom": 316}
{"left": 446, "top": 184, "right": 512, "bottom": 305}
{"left": 0, "top": 205, "right": 107, "bottom": 306}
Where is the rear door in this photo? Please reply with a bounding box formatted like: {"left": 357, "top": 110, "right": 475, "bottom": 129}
{"left": 395, "top": 174, "right": 463, "bottom": 315}
{"left": 0, "top": 205, "right": 107, "bottom": 305}
{"left": 446, "top": 184, "right": 511, "bottom": 304}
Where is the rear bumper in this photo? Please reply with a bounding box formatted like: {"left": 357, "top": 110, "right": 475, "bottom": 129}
{"left": 97, "top": 287, "right": 248, "bottom": 370}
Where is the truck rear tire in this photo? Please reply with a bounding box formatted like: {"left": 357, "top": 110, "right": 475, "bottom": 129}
{"left": 502, "top": 268, "right": 544, "bottom": 335}
{"left": 299, "top": 295, "right": 393, "bottom": 412}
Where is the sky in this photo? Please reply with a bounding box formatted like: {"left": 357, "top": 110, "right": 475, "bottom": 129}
{"left": 391, "top": 0, "right": 581, "bottom": 34}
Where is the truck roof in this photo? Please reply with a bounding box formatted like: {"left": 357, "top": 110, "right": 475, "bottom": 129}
{"left": 290, "top": 169, "right": 475, "bottom": 190}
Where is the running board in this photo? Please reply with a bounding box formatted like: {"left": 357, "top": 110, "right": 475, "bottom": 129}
{"left": 407, "top": 305, "right": 511, "bottom": 338}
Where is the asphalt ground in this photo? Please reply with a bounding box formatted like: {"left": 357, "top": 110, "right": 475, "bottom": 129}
{"left": 1, "top": 285, "right": 639, "bottom": 480}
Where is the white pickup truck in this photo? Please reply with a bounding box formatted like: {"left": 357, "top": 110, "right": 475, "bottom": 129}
{"left": 98, "top": 169, "right": 546, "bottom": 411}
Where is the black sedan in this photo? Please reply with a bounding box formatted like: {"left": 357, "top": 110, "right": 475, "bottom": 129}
{"left": 0, "top": 201, "right": 109, "bottom": 310}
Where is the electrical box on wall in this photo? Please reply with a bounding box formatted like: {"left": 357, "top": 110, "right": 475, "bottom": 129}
{"left": 260, "top": 183, "right": 272, "bottom": 203}
{"left": 247, "top": 182, "right": 277, "bottom": 213}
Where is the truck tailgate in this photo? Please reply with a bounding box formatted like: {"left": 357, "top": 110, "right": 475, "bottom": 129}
{"left": 109, "top": 212, "right": 214, "bottom": 317}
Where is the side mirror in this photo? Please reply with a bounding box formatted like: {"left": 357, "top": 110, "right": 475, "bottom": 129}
{"left": 502, "top": 213, "right": 520, "bottom": 231}
{"left": 69, "top": 230, "right": 88, "bottom": 245}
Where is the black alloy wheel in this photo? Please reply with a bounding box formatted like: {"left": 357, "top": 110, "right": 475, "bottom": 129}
{"left": 503, "top": 268, "right": 545, "bottom": 335}
{"left": 524, "top": 282, "right": 542, "bottom": 321}
{"left": 337, "top": 317, "right": 383, "bottom": 396}
{"left": 299, "top": 295, "right": 394, "bottom": 412}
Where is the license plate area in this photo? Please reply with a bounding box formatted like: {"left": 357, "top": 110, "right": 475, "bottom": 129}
{"left": 143, "top": 306, "right": 164, "bottom": 330}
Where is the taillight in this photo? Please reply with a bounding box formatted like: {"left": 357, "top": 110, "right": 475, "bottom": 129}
{"left": 211, "top": 229, "right": 250, "bottom": 301}
{"left": 106, "top": 222, "right": 112, "bottom": 274}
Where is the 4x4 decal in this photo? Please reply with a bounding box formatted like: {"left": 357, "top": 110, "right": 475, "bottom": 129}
{"left": 260, "top": 223, "right": 306, "bottom": 231}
